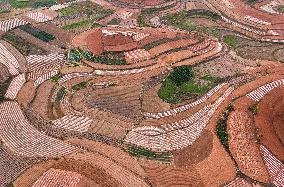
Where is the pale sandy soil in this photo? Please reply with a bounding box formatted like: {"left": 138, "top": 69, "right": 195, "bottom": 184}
{"left": 66, "top": 138, "right": 147, "bottom": 177}
{"left": 60, "top": 65, "right": 94, "bottom": 75}
{"left": 16, "top": 81, "right": 36, "bottom": 107}
{"left": 31, "top": 80, "right": 55, "bottom": 119}
{"left": 13, "top": 160, "right": 57, "bottom": 187}
{"left": 142, "top": 84, "right": 170, "bottom": 113}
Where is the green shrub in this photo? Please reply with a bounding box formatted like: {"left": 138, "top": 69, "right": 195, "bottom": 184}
{"left": 108, "top": 18, "right": 121, "bottom": 25}
{"left": 223, "top": 35, "right": 238, "bottom": 49}
{"left": 158, "top": 79, "right": 179, "bottom": 103}
{"left": 169, "top": 66, "right": 194, "bottom": 86}
{"left": 126, "top": 145, "right": 172, "bottom": 162}
{"left": 7, "top": 181, "right": 14, "bottom": 187}
{"left": 72, "top": 81, "right": 88, "bottom": 91}
{"left": 216, "top": 104, "right": 234, "bottom": 151}
{"left": 277, "top": 5, "right": 284, "bottom": 13}
{"left": 50, "top": 74, "right": 61, "bottom": 82}
{"left": 158, "top": 66, "right": 219, "bottom": 103}
{"left": 55, "top": 87, "right": 66, "bottom": 102}
{"left": 249, "top": 104, "right": 259, "bottom": 115}
{"left": 69, "top": 48, "right": 83, "bottom": 62}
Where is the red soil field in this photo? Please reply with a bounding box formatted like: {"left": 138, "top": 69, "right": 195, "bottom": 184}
{"left": 118, "top": 0, "right": 163, "bottom": 6}
{"left": 254, "top": 85, "right": 284, "bottom": 160}
{"left": 102, "top": 34, "right": 134, "bottom": 46}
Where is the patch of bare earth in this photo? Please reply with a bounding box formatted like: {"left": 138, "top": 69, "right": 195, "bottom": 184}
{"left": 66, "top": 138, "right": 147, "bottom": 177}
{"left": 227, "top": 97, "right": 270, "bottom": 183}
{"left": 142, "top": 83, "right": 170, "bottom": 113}
{"left": 16, "top": 81, "right": 36, "bottom": 107}
{"left": 193, "top": 134, "right": 236, "bottom": 187}
{"left": 140, "top": 160, "right": 205, "bottom": 187}
{"left": 60, "top": 65, "right": 94, "bottom": 74}
{"left": 254, "top": 85, "right": 284, "bottom": 160}
{"left": 173, "top": 129, "right": 213, "bottom": 166}
{"left": 53, "top": 157, "right": 120, "bottom": 187}
{"left": 13, "top": 160, "right": 57, "bottom": 187}
{"left": 31, "top": 80, "right": 55, "bottom": 119}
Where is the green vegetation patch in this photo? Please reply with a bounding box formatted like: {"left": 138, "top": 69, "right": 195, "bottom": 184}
{"left": 58, "top": 1, "right": 113, "bottom": 21}
{"left": 7, "top": 181, "right": 15, "bottom": 187}
{"left": 137, "top": 3, "right": 176, "bottom": 27}
{"left": 2, "top": 33, "right": 47, "bottom": 55}
{"left": 62, "top": 19, "right": 91, "bottom": 30}
{"left": 223, "top": 35, "right": 239, "bottom": 49}
{"left": 168, "top": 65, "right": 194, "bottom": 86}
{"left": 32, "top": 0, "right": 56, "bottom": 8}
{"left": 158, "top": 79, "right": 179, "bottom": 103}
{"left": 180, "top": 80, "right": 211, "bottom": 94}
{"left": 69, "top": 48, "right": 126, "bottom": 65}
{"left": 8, "top": 0, "right": 28, "bottom": 8}
{"left": 249, "top": 103, "right": 259, "bottom": 115}
{"left": 277, "top": 5, "right": 284, "bottom": 13}
{"left": 161, "top": 11, "right": 222, "bottom": 38}
{"left": 186, "top": 9, "right": 221, "bottom": 20}
{"left": 162, "top": 11, "right": 197, "bottom": 31}
{"left": 55, "top": 87, "right": 66, "bottom": 102}
{"left": 143, "top": 37, "right": 182, "bottom": 51}
{"left": 158, "top": 66, "right": 219, "bottom": 103}
{"left": 19, "top": 24, "right": 55, "bottom": 42}
{"left": 107, "top": 18, "right": 121, "bottom": 25}
{"left": 126, "top": 145, "right": 172, "bottom": 162}
{"left": 0, "top": 77, "right": 12, "bottom": 102}
{"left": 50, "top": 74, "right": 61, "bottom": 82}
{"left": 216, "top": 104, "right": 234, "bottom": 151}
{"left": 72, "top": 81, "right": 88, "bottom": 91}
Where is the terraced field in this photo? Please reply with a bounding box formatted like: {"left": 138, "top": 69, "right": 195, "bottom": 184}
{"left": 0, "top": 0, "right": 283, "bottom": 186}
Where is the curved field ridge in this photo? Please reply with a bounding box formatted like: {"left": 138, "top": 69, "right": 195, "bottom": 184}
{"left": 144, "top": 83, "right": 226, "bottom": 119}
{"left": 0, "top": 42, "right": 20, "bottom": 75}
{"left": 125, "top": 87, "right": 233, "bottom": 151}
{"left": 52, "top": 114, "right": 93, "bottom": 133}
{"left": 246, "top": 79, "right": 284, "bottom": 101}
{"left": 260, "top": 145, "right": 284, "bottom": 187}
{"left": 0, "top": 146, "right": 36, "bottom": 187}
{"left": 0, "top": 18, "right": 28, "bottom": 32}
{"left": 34, "top": 69, "right": 59, "bottom": 87}
{"left": 68, "top": 152, "right": 150, "bottom": 187}
{"left": 32, "top": 168, "right": 82, "bottom": 187}
{"left": 0, "top": 101, "right": 79, "bottom": 158}
{"left": 26, "top": 11, "right": 53, "bottom": 23}
{"left": 5, "top": 74, "right": 26, "bottom": 100}
{"left": 225, "top": 177, "right": 251, "bottom": 187}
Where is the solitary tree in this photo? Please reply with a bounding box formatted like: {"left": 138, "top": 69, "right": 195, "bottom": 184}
{"left": 169, "top": 65, "right": 194, "bottom": 86}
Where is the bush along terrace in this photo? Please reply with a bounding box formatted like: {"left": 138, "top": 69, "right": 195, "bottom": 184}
{"left": 216, "top": 104, "right": 234, "bottom": 152}
{"left": 55, "top": 87, "right": 66, "bottom": 102}
{"left": 0, "top": 77, "right": 12, "bottom": 103}
{"left": 126, "top": 144, "right": 172, "bottom": 163}
{"left": 69, "top": 48, "right": 126, "bottom": 65}
{"left": 19, "top": 24, "right": 55, "bottom": 42}
{"left": 71, "top": 80, "right": 93, "bottom": 91}
{"left": 2, "top": 33, "right": 47, "bottom": 55}
{"left": 158, "top": 65, "right": 221, "bottom": 103}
